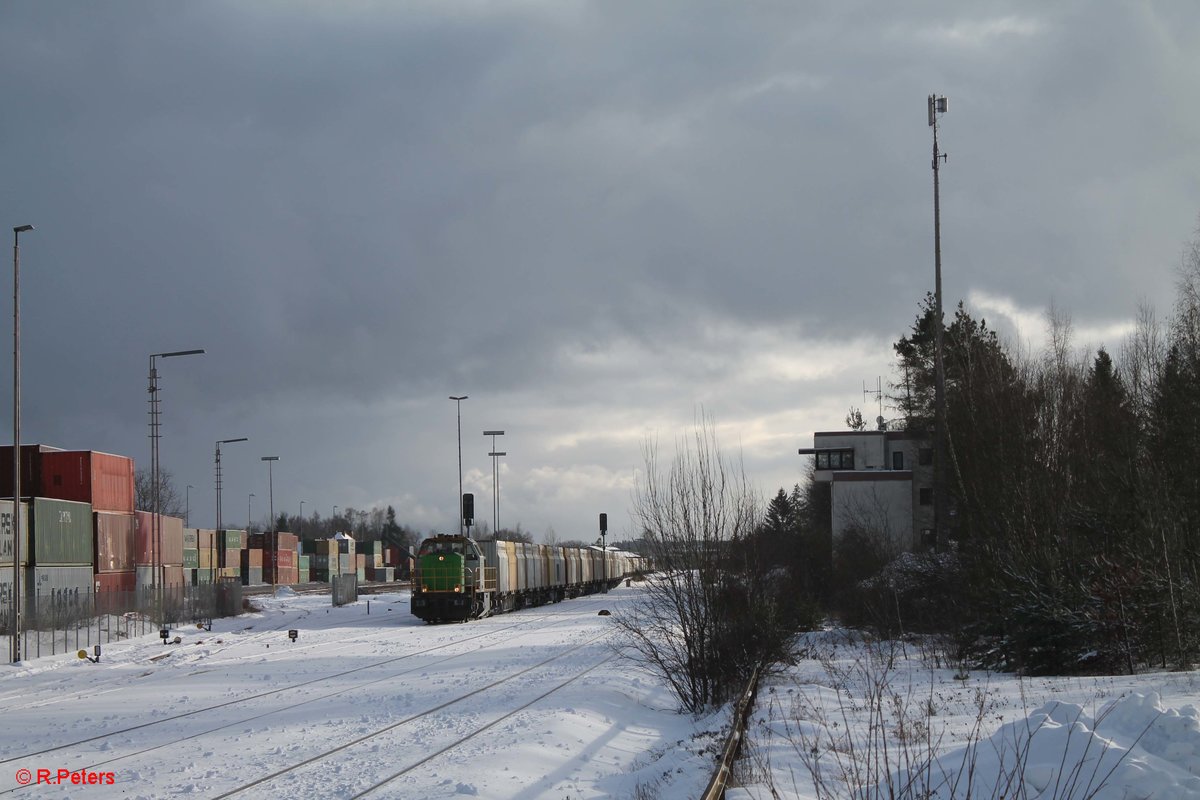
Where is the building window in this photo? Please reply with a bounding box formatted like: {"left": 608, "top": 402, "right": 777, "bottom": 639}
{"left": 816, "top": 450, "right": 854, "bottom": 470}
{"left": 892, "top": 451, "right": 904, "bottom": 470}
{"left": 918, "top": 448, "right": 933, "bottom": 466}
{"left": 919, "top": 487, "right": 933, "bottom": 505}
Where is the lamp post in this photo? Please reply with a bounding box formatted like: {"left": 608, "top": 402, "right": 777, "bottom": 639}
{"left": 483, "top": 430, "right": 505, "bottom": 535}
{"left": 928, "top": 93, "right": 949, "bottom": 552}
{"left": 148, "top": 349, "right": 205, "bottom": 591}
{"left": 10, "top": 224, "right": 32, "bottom": 663}
{"left": 262, "top": 456, "right": 279, "bottom": 594}
{"left": 299, "top": 500, "right": 305, "bottom": 538}
{"left": 185, "top": 485, "right": 194, "bottom": 527}
{"left": 214, "top": 437, "right": 248, "bottom": 583}
{"left": 449, "top": 396, "right": 467, "bottom": 535}
{"left": 332, "top": 505, "right": 338, "bottom": 536}
{"left": 247, "top": 493, "right": 255, "bottom": 535}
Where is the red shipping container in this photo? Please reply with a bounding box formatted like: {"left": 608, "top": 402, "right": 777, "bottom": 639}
{"left": 94, "top": 569, "right": 136, "bottom": 615}
{"left": 94, "top": 512, "right": 135, "bottom": 573}
{"left": 162, "top": 565, "right": 186, "bottom": 587}
{"left": 263, "top": 566, "right": 297, "bottom": 585}
{"left": 40, "top": 451, "right": 135, "bottom": 512}
{"left": 0, "top": 444, "right": 62, "bottom": 498}
{"left": 94, "top": 570, "right": 135, "bottom": 593}
{"left": 134, "top": 511, "right": 185, "bottom": 565}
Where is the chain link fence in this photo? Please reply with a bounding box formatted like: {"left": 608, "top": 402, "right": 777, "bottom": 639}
{"left": 1, "top": 579, "right": 244, "bottom": 662}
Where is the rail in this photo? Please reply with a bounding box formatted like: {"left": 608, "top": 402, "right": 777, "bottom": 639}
{"left": 700, "top": 664, "right": 762, "bottom": 800}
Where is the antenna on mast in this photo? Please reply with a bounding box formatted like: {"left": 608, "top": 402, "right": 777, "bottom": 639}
{"left": 862, "top": 376, "right": 884, "bottom": 428}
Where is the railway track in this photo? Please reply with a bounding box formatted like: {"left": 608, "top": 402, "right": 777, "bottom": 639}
{"left": 213, "top": 633, "right": 618, "bottom": 798}
{"left": 0, "top": 593, "right": 621, "bottom": 795}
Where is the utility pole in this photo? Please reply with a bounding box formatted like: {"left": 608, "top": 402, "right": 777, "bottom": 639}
{"left": 928, "top": 93, "right": 949, "bottom": 552}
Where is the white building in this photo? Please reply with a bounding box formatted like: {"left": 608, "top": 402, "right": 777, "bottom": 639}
{"left": 798, "top": 427, "right": 935, "bottom": 554}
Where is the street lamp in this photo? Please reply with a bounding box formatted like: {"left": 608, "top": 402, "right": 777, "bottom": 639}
{"left": 148, "top": 348, "right": 204, "bottom": 591}
{"left": 299, "top": 500, "right": 306, "bottom": 538}
{"left": 449, "top": 396, "right": 468, "bottom": 535}
{"left": 483, "top": 430, "right": 505, "bottom": 535}
{"left": 248, "top": 493, "right": 255, "bottom": 535}
{"left": 332, "top": 505, "right": 338, "bottom": 535}
{"left": 262, "top": 456, "right": 279, "bottom": 594}
{"left": 10, "top": 224, "right": 32, "bottom": 663}
{"left": 186, "top": 485, "right": 194, "bottom": 527}
{"left": 928, "top": 93, "right": 949, "bottom": 551}
{"left": 214, "top": 437, "right": 248, "bottom": 583}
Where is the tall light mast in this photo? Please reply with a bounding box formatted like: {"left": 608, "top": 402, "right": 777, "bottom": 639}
{"left": 928, "top": 93, "right": 949, "bottom": 551}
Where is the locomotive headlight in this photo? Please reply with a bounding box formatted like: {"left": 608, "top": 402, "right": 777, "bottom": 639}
{"left": 454, "top": 584, "right": 461, "bottom": 592}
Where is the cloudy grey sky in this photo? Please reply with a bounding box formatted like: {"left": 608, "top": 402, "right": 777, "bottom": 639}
{"left": 1, "top": 1, "right": 1197, "bottom": 541}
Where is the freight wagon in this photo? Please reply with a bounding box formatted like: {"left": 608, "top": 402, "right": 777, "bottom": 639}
{"left": 410, "top": 534, "right": 646, "bottom": 623}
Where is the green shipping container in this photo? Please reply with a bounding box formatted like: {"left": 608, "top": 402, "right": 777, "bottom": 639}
{"left": 220, "top": 530, "right": 241, "bottom": 550}
{"left": 31, "top": 498, "right": 93, "bottom": 565}
{"left": 298, "top": 554, "right": 310, "bottom": 569}
{"left": 193, "top": 569, "right": 212, "bottom": 585}
{"left": 298, "top": 568, "right": 309, "bottom": 583}
{"left": 183, "top": 548, "right": 199, "bottom": 569}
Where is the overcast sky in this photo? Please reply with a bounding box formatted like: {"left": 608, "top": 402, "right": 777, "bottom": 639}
{"left": 0, "top": 1, "right": 1197, "bottom": 541}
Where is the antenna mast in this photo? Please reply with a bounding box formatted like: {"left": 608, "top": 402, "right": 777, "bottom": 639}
{"left": 862, "top": 376, "right": 884, "bottom": 428}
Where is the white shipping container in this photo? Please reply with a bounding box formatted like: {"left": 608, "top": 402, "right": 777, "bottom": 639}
{"left": 0, "top": 500, "right": 30, "bottom": 567}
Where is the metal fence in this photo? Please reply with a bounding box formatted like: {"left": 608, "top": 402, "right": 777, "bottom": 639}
{"left": 1, "top": 580, "right": 244, "bottom": 662}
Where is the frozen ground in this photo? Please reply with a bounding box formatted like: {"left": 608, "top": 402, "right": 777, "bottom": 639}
{"left": 10, "top": 592, "right": 1195, "bottom": 800}
{"left": 733, "top": 631, "right": 1200, "bottom": 800}
{"left": 0, "top": 585, "right": 728, "bottom": 799}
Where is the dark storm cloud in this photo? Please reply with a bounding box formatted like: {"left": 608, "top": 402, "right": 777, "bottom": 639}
{"left": 0, "top": 1, "right": 1197, "bottom": 535}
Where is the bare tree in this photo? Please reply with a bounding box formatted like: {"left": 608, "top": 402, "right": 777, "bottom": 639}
{"left": 134, "top": 467, "right": 186, "bottom": 518}
{"left": 612, "top": 414, "right": 769, "bottom": 713}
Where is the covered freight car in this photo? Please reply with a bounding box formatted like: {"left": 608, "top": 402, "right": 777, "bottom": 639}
{"left": 410, "top": 534, "right": 635, "bottom": 623}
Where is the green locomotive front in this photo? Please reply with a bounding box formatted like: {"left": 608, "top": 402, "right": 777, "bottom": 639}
{"left": 411, "top": 534, "right": 495, "bottom": 622}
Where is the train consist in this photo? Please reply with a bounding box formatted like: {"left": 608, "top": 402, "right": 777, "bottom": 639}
{"left": 411, "top": 534, "right": 647, "bottom": 623}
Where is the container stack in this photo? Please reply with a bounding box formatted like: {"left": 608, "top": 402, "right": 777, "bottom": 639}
{"left": 298, "top": 554, "right": 310, "bottom": 584}
{"left": 336, "top": 533, "right": 356, "bottom": 579}
{"left": 133, "top": 511, "right": 185, "bottom": 589}
{"left": 0, "top": 445, "right": 62, "bottom": 499}
{"left": 271, "top": 532, "right": 300, "bottom": 585}
{"left": 28, "top": 498, "right": 94, "bottom": 611}
{"left": 40, "top": 451, "right": 134, "bottom": 512}
{"left": 183, "top": 528, "right": 198, "bottom": 572}
{"left": 93, "top": 511, "right": 135, "bottom": 597}
{"left": 218, "top": 530, "right": 242, "bottom": 581}
{"left": 195, "top": 529, "right": 216, "bottom": 584}
{"left": 239, "top": 547, "right": 263, "bottom": 585}
{"left": 161, "top": 516, "right": 185, "bottom": 588}
{"left": 0, "top": 500, "right": 30, "bottom": 604}
{"left": 301, "top": 537, "right": 358, "bottom": 582}
{"left": 302, "top": 538, "right": 332, "bottom": 582}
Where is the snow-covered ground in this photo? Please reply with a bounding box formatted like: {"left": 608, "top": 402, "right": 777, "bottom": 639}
{"left": 733, "top": 630, "right": 1200, "bottom": 800}
{"left": 10, "top": 591, "right": 1200, "bottom": 800}
{"left": 0, "top": 585, "right": 728, "bottom": 799}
